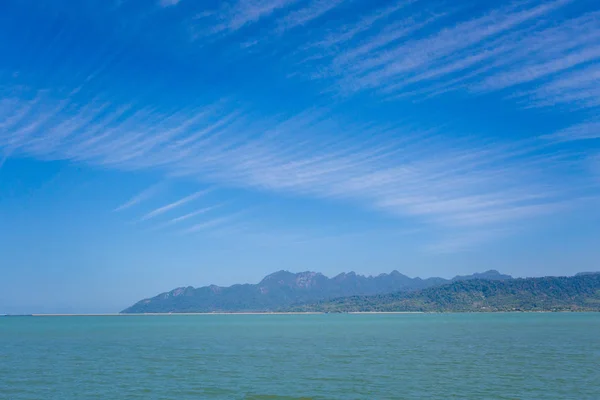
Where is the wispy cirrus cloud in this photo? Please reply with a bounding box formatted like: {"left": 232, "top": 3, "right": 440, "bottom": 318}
{"left": 308, "top": 1, "right": 414, "bottom": 49}
{"left": 144, "top": 204, "right": 233, "bottom": 234}
{"left": 110, "top": 179, "right": 240, "bottom": 234}
{"left": 3, "top": 0, "right": 600, "bottom": 252}
{"left": 139, "top": 189, "right": 212, "bottom": 221}
{"left": 192, "top": 0, "right": 299, "bottom": 37}
{"left": 158, "top": 0, "right": 180, "bottom": 8}
{"left": 167, "top": 204, "right": 224, "bottom": 225}
{"left": 171, "top": 0, "right": 600, "bottom": 114}
{"left": 1, "top": 89, "right": 591, "bottom": 245}
{"left": 275, "top": 0, "right": 346, "bottom": 32}
{"left": 181, "top": 210, "right": 249, "bottom": 234}
{"left": 111, "top": 184, "right": 246, "bottom": 236}
{"left": 0, "top": 152, "right": 8, "bottom": 169}
{"left": 227, "top": 0, "right": 300, "bottom": 32}
{"left": 542, "top": 121, "right": 600, "bottom": 142}
{"left": 114, "top": 183, "right": 165, "bottom": 212}
{"left": 332, "top": 0, "right": 570, "bottom": 89}
{"left": 131, "top": 0, "right": 600, "bottom": 114}
{"left": 191, "top": 0, "right": 347, "bottom": 39}
{"left": 510, "top": 62, "right": 600, "bottom": 110}
{"left": 280, "top": 0, "right": 600, "bottom": 112}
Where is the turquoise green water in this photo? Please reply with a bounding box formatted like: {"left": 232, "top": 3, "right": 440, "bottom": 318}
{"left": 1, "top": 313, "right": 599, "bottom": 399}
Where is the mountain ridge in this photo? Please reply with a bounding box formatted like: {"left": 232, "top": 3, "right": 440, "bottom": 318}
{"left": 289, "top": 274, "right": 600, "bottom": 313}
{"left": 121, "top": 269, "right": 512, "bottom": 313}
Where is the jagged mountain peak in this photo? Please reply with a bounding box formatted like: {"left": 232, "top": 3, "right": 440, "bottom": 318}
{"left": 259, "top": 270, "right": 323, "bottom": 285}
{"left": 452, "top": 270, "right": 512, "bottom": 281}
{"left": 333, "top": 271, "right": 359, "bottom": 280}
{"left": 260, "top": 269, "right": 295, "bottom": 281}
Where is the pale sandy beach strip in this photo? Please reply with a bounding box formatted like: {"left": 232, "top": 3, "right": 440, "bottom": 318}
{"left": 347, "top": 311, "right": 424, "bottom": 314}
{"left": 21, "top": 311, "right": 425, "bottom": 316}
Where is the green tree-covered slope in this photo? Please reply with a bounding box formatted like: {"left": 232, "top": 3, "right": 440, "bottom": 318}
{"left": 288, "top": 274, "right": 600, "bottom": 312}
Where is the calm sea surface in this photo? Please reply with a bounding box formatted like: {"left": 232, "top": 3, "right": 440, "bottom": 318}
{"left": 1, "top": 313, "right": 599, "bottom": 399}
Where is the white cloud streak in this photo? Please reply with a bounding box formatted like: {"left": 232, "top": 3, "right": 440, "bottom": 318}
{"left": 512, "top": 62, "right": 600, "bottom": 109}
{"left": 159, "top": 0, "right": 180, "bottom": 7}
{"left": 227, "top": 0, "right": 299, "bottom": 31}
{"left": 276, "top": 0, "right": 346, "bottom": 32}
{"left": 139, "top": 189, "right": 212, "bottom": 221}
{"left": 0, "top": 151, "right": 8, "bottom": 170}
{"left": 168, "top": 204, "right": 223, "bottom": 224}
{"left": 142, "top": 203, "right": 229, "bottom": 233}
{"left": 181, "top": 211, "right": 246, "bottom": 234}
{"left": 194, "top": 0, "right": 346, "bottom": 38}
{"left": 114, "top": 183, "right": 165, "bottom": 212}
{"left": 542, "top": 121, "right": 600, "bottom": 142}
{"left": 309, "top": 1, "right": 415, "bottom": 48}
{"left": 194, "top": 0, "right": 299, "bottom": 37}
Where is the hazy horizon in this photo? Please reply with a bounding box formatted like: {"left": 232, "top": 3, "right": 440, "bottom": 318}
{"left": 3, "top": 268, "right": 596, "bottom": 315}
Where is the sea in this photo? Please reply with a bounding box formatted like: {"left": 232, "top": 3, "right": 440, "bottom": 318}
{"left": 1, "top": 313, "right": 599, "bottom": 399}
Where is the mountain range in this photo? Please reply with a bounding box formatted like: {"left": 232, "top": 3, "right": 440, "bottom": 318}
{"left": 121, "top": 269, "right": 513, "bottom": 313}
{"left": 292, "top": 273, "right": 600, "bottom": 313}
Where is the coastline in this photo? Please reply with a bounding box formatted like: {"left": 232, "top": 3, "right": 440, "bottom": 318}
{"left": 5, "top": 311, "right": 426, "bottom": 317}
{"left": 3, "top": 311, "right": 592, "bottom": 316}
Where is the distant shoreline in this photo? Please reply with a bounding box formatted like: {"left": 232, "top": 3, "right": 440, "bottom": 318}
{"left": 3, "top": 311, "right": 595, "bottom": 317}
{"left": 1, "top": 311, "right": 427, "bottom": 317}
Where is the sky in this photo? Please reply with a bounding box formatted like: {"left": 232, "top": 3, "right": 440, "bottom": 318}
{"left": 1, "top": 0, "right": 599, "bottom": 313}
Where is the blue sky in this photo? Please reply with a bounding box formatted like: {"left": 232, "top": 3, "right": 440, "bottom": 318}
{"left": 1, "top": 0, "right": 599, "bottom": 313}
